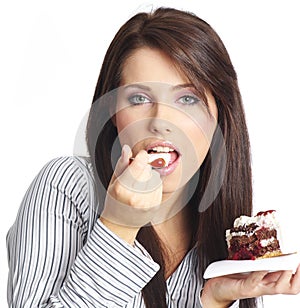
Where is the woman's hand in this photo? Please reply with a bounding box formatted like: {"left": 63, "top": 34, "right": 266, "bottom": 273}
{"left": 201, "top": 264, "right": 300, "bottom": 307}
{"left": 100, "top": 145, "right": 163, "bottom": 244}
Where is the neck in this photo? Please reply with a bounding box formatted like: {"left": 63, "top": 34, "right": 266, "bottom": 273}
{"left": 153, "top": 203, "right": 193, "bottom": 278}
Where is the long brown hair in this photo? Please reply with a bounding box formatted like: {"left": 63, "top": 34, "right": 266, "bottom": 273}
{"left": 87, "top": 7, "right": 256, "bottom": 308}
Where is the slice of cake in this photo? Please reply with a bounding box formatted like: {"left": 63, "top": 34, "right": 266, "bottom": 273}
{"left": 226, "top": 210, "right": 282, "bottom": 260}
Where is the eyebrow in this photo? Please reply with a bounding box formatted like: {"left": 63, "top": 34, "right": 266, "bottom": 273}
{"left": 172, "top": 83, "right": 195, "bottom": 90}
{"left": 123, "top": 83, "right": 152, "bottom": 91}
{"left": 123, "top": 83, "right": 195, "bottom": 91}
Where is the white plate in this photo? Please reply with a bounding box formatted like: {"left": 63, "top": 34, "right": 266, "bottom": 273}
{"left": 203, "top": 252, "right": 299, "bottom": 279}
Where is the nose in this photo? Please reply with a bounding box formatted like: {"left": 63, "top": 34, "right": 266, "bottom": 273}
{"left": 148, "top": 102, "right": 172, "bottom": 135}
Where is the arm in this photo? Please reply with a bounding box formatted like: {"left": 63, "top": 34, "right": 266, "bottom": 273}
{"left": 7, "top": 157, "right": 159, "bottom": 307}
{"left": 49, "top": 219, "right": 159, "bottom": 307}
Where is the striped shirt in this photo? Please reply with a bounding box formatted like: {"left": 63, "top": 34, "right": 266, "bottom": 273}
{"left": 6, "top": 156, "right": 239, "bottom": 307}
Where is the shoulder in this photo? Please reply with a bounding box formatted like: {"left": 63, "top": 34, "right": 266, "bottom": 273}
{"left": 38, "top": 156, "right": 93, "bottom": 188}
{"left": 28, "top": 156, "right": 97, "bottom": 223}
{"left": 39, "top": 155, "right": 92, "bottom": 175}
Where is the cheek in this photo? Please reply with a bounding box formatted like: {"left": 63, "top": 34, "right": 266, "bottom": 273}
{"left": 115, "top": 111, "right": 128, "bottom": 133}
{"left": 184, "top": 122, "right": 213, "bottom": 163}
{"left": 115, "top": 111, "right": 132, "bottom": 145}
{"left": 115, "top": 110, "right": 146, "bottom": 147}
{"left": 172, "top": 123, "right": 210, "bottom": 188}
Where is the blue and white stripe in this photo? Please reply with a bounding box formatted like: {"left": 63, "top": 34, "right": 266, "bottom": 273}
{"left": 7, "top": 156, "right": 239, "bottom": 307}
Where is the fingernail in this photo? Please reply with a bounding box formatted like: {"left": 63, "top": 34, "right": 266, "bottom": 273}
{"left": 121, "top": 144, "right": 131, "bottom": 160}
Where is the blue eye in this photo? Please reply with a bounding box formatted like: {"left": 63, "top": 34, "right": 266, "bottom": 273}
{"left": 128, "top": 94, "right": 152, "bottom": 105}
{"left": 177, "top": 95, "right": 201, "bottom": 105}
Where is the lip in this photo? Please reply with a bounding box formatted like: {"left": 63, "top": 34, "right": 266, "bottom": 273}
{"left": 145, "top": 140, "right": 181, "bottom": 176}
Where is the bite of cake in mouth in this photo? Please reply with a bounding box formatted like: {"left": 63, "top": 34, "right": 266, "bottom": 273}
{"left": 146, "top": 143, "right": 180, "bottom": 174}
{"left": 148, "top": 152, "right": 171, "bottom": 168}
{"left": 147, "top": 145, "right": 179, "bottom": 166}
{"left": 225, "top": 210, "right": 283, "bottom": 260}
{"left": 128, "top": 141, "right": 181, "bottom": 175}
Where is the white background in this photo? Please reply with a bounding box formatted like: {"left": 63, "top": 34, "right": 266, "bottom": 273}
{"left": 1, "top": 0, "right": 299, "bottom": 306}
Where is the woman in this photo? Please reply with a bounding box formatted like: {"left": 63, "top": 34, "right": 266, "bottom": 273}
{"left": 7, "top": 7, "right": 300, "bottom": 307}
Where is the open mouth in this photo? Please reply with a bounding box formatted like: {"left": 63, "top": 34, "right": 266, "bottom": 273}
{"left": 146, "top": 144, "right": 180, "bottom": 169}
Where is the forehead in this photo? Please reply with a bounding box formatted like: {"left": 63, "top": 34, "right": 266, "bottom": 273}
{"left": 121, "top": 47, "right": 189, "bottom": 86}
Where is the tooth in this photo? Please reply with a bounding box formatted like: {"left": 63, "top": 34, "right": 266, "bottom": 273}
{"left": 150, "top": 146, "right": 175, "bottom": 153}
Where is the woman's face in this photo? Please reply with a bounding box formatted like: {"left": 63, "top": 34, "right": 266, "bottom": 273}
{"left": 114, "top": 47, "right": 218, "bottom": 196}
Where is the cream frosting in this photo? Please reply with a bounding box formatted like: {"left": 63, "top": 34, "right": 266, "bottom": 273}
{"left": 225, "top": 211, "right": 282, "bottom": 247}
{"left": 233, "top": 211, "right": 280, "bottom": 230}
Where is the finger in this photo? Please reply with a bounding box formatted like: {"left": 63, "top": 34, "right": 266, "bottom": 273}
{"left": 263, "top": 266, "right": 300, "bottom": 295}
{"left": 239, "top": 270, "right": 269, "bottom": 295}
{"left": 115, "top": 150, "right": 152, "bottom": 191}
{"left": 131, "top": 168, "right": 162, "bottom": 194}
{"left": 112, "top": 144, "right": 133, "bottom": 180}
{"left": 127, "top": 150, "right": 152, "bottom": 181}
{"left": 262, "top": 271, "right": 284, "bottom": 284}
{"left": 269, "top": 270, "right": 293, "bottom": 294}
{"left": 289, "top": 264, "right": 300, "bottom": 294}
{"left": 246, "top": 270, "right": 269, "bottom": 286}
{"left": 119, "top": 160, "right": 161, "bottom": 194}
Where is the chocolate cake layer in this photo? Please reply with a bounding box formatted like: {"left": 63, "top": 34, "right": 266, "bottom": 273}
{"left": 226, "top": 210, "right": 282, "bottom": 260}
{"left": 228, "top": 231, "right": 281, "bottom": 260}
